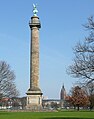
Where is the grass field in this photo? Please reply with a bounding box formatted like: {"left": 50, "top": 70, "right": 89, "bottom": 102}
{"left": 0, "top": 111, "right": 94, "bottom": 119}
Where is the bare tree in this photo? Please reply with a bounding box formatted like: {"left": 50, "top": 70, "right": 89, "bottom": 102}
{"left": 68, "top": 16, "right": 94, "bottom": 84}
{"left": 0, "top": 61, "right": 19, "bottom": 98}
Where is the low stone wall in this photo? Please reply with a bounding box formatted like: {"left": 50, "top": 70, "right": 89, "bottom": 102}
{"left": 6, "top": 109, "right": 57, "bottom": 112}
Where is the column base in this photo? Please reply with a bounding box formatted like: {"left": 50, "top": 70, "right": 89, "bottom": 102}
{"left": 26, "top": 90, "right": 43, "bottom": 110}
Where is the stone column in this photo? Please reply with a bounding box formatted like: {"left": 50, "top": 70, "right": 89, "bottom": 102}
{"left": 30, "top": 16, "right": 40, "bottom": 91}
{"left": 26, "top": 16, "right": 43, "bottom": 110}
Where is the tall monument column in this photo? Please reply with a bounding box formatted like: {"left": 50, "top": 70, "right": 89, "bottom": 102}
{"left": 26, "top": 4, "right": 43, "bottom": 110}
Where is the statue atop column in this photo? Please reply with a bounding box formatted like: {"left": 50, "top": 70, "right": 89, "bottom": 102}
{"left": 33, "top": 4, "right": 38, "bottom": 16}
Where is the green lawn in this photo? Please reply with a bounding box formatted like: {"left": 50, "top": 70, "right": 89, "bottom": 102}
{"left": 0, "top": 111, "right": 94, "bottom": 119}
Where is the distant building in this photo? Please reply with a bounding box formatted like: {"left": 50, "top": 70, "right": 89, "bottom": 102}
{"left": 0, "top": 97, "right": 26, "bottom": 110}
{"left": 60, "top": 84, "right": 66, "bottom": 100}
{"left": 42, "top": 99, "right": 60, "bottom": 109}
{"left": 0, "top": 97, "right": 12, "bottom": 109}
{"left": 42, "top": 84, "right": 67, "bottom": 109}
{"left": 60, "top": 84, "right": 66, "bottom": 108}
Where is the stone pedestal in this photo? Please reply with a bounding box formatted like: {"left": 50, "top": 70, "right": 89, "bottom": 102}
{"left": 26, "top": 90, "right": 42, "bottom": 110}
